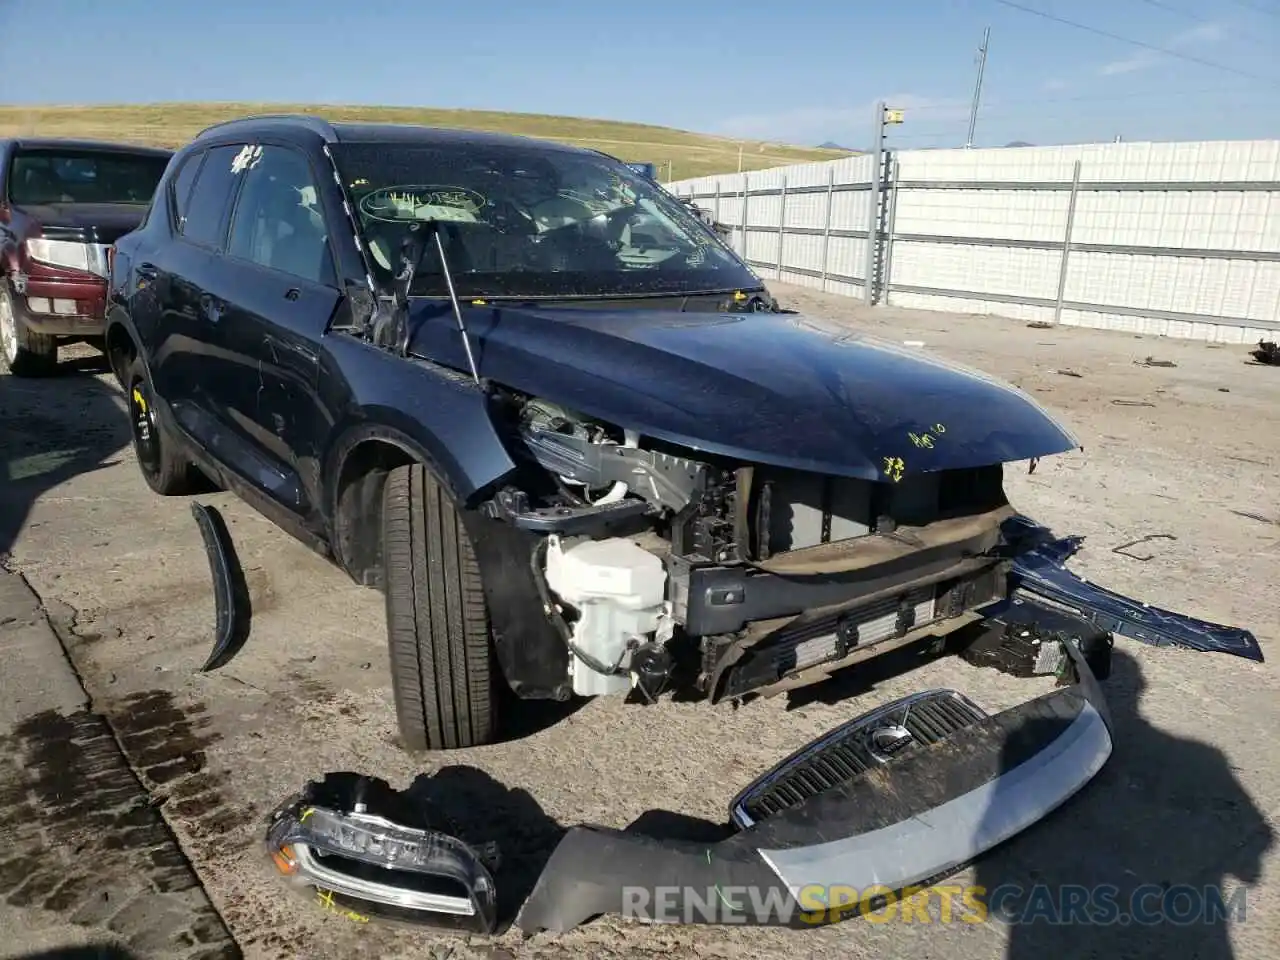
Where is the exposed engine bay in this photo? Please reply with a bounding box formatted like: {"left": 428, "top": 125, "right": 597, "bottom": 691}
{"left": 481, "top": 393, "right": 1017, "bottom": 704}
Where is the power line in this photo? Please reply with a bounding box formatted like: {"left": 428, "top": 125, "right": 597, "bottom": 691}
{"left": 1132, "top": 0, "right": 1211, "bottom": 22}
{"left": 1221, "top": 0, "right": 1280, "bottom": 20}
{"left": 1129, "top": 0, "right": 1280, "bottom": 53}
{"left": 991, "top": 0, "right": 1280, "bottom": 85}
{"left": 903, "top": 83, "right": 1274, "bottom": 113}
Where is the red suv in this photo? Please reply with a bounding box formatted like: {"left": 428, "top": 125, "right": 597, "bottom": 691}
{"left": 1, "top": 138, "right": 172, "bottom": 376}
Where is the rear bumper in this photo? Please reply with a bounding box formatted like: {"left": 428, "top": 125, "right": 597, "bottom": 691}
{"left": 515, "top": 613, "right": 1112, "bottom": 933}
{"left": 9, "top": 274, "right": 107, "bottom": 335}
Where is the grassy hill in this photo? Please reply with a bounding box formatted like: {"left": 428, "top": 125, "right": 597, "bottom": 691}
{"left": 0, "top": 103, "right": 853, "bottom": 180}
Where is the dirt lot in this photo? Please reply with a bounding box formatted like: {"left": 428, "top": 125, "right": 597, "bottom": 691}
{"left": 1, "top": 283, "right": 1278, "bottom": 960}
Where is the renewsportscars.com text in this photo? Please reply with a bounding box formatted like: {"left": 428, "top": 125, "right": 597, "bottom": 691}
{"left": 621, "top": 882, "right": 1249, "bottom": 926}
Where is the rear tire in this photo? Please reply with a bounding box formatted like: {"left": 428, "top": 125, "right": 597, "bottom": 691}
{"left": 0, "top": 285, "right": 58, "bottom": 377}
{"left": 124, "top": 354, "right": 198, "bottom": 496}
{"left": 382, "top": 462, "right": 496, "bottom": 751}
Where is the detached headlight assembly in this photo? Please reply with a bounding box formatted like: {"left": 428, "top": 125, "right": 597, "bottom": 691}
{"left": 264, "top": 774, "right": 500, "bottom": 933}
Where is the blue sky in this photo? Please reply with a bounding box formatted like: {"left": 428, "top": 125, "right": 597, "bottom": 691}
{"left": 1, "top": 0, "right": 1277, "bottom": 148}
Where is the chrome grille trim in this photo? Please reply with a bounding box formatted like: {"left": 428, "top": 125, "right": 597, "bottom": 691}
{"left": 730, "top": 688, "right": 988, "bottom": 829}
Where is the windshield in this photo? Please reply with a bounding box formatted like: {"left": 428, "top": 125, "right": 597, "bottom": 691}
{"left": 8, "top": 149, "right": 169, "bottom": 205}
{"left": 329, "top": 141, "right": 758, "bottom": 300}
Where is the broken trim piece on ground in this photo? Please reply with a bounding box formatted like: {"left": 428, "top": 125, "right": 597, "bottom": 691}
{"left": 1249, "top": 340, "right": 1278, "bottom": 366}
{"left": 1003, "top": 515, "right": 1263, "bottom": 662}
{"left": 190, "top": 500, "right": 253, "bottom": 672}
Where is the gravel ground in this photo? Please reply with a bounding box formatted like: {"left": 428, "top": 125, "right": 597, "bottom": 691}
{"left": 1, "top": 285, "right": 1277, "bottom": 960}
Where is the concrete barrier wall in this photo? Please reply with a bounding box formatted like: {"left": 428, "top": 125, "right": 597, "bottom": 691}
{"left": 665, "top": 140, "right": 1280, "bottom": 344}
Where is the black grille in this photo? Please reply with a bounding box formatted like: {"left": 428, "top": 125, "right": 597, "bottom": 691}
{"left": 730, "top": 690, "right": 988, "bottom": 827}
{"left": 718, "top": 588, "right": 935, "bottom": 701}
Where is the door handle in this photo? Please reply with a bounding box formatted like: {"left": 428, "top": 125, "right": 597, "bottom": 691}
{"left": 284, "top": 288, "right": 300, "bottom": 301}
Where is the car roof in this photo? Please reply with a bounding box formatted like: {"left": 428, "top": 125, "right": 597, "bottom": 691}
{"left": 191, "top": 114, "right": 593, "bottom": 157}
{"left": 5, "top": 137, "right": 173, "bottom": 158}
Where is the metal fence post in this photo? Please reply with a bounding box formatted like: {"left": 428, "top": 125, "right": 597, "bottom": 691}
{"left": 864, "top": 101, "right": 886, "bottom": 304}
{"left": 820, "top": 165, "right": 835, "bottom": 292}
{"left": 777, "top": 174, "right": 788, "bottom": 279}
{"left": 714, "top": 180, "right": 721, "bottom": 223}
{"left": 1053, "top": 159, "right": 1083, "bottom": 325}
{"left": 739, "top": 173, "right": 751, "bottom": 260}
{"left": 882, "top": 156, "right": 901, "bottom": 305}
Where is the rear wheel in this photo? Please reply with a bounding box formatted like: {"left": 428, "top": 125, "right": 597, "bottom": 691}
{"left": 124, "top": 354, "right": 198, "bottom": 496}
{"left": 382, "top": 462, "right": 497, "bottom": 751}
{"left": 0, "top": 285, "right": 58, "bottom": 377}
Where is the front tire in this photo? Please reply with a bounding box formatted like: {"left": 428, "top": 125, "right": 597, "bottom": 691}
{"left": 382, "top": 462, "right": 496, "bottom": 751}
{"left": 124, "top": 354, "right": 198, "bottom": 496}
{"left": 0, "top": 285, "right": 58, "bottom": 377}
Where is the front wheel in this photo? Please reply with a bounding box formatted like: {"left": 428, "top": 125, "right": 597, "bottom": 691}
{"left": 0, "top": 285, "right": 58, "bottom": 377}
{"left": 381, "top": 462, "right": 497, "bottom": 751}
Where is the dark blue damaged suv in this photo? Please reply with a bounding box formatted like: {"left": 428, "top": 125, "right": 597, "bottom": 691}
{"left": 105, "top": 114, "right": 1092, "bottom": 753}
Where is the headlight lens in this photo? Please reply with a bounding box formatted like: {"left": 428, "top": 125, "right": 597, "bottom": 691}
{"left": 25, "top": 238, "right": 107, "bottom": 276}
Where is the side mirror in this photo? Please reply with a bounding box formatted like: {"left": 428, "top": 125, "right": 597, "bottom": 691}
{"left": 370, "top": 221, "right": 433, "bottom": 355}
{"left": 393, "top": 223, "right": 428, "bottom": 308}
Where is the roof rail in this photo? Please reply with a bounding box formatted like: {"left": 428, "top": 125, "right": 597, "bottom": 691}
{"left": 194, "top": 113, "right": 338, "bottom": 142}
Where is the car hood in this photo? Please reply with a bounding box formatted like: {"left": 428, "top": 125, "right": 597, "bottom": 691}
{"left": 12, "top": 202, "right": 149, "bottom": 243}
{"left": 407, "top": 302, "right": 1080, "bottom": 480}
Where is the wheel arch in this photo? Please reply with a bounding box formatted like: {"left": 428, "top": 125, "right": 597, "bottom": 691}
{"left": 104, "top": 304, "right": 143, "bottom": 388}
{"left": 325, "top": 418, "right": 510, "bottom": 588}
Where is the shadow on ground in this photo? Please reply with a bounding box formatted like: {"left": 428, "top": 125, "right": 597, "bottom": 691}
{"left": 974, "top": 647, "right": 1273, "bottom": 959}
{"left": 405, "top": 765, "right": 567, "bottom": 925}
{"left": 0, "top": 353, "right": 129, "bottom": 559}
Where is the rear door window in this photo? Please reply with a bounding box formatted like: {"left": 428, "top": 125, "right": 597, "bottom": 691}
{"left": 169, "top": 151, "right": 205, "bottom": 230}
{"left": 179, "top": 144, "right": 246, "bottom": 249}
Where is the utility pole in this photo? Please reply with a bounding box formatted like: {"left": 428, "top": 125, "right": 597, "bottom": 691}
{"left": 965, "top": 26, "right": 991, "bottom": 149}
{"left": 737, "top": 143, "right": 744, "bottom": 173}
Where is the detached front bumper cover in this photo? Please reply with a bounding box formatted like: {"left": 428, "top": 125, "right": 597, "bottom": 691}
{"left": 515, "top": 607, "right": 1114, "bottom": 933}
